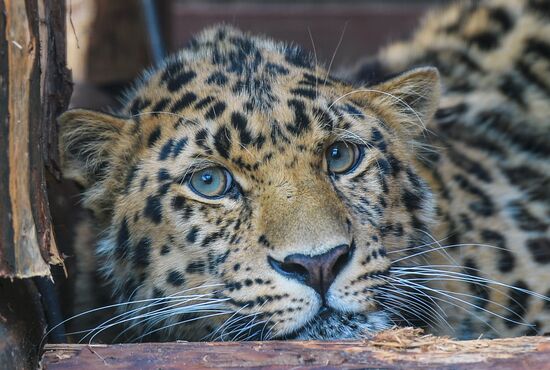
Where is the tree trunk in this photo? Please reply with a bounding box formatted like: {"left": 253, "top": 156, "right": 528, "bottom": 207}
{"left": 0, "top": 0, "right": 71, "bottom": 278}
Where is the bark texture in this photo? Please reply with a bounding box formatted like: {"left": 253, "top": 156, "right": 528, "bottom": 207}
{"left": 0, "top": 0, "right": 71, "bottom": 278}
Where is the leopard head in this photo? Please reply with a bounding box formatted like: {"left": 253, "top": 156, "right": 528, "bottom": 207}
{"left": 59, "top": 26, "right": 440, "bottom": 341}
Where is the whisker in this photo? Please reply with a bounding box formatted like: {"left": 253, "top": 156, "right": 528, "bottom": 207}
{"left": 215, "top": 307, "right": 260, "bottom": 342}
{"left": 259, "top": 312, "right": 277, "bottom": 341}
{"left": 392, "top": 243, "right": 509, "bottom": 264}
{"left": 112, "top": 299, "right": 231, "bottom": 343}
{"left": 131, "top": 312, "right": 231, "bottom": 343}
{"left": 376, "top": 295, "right": 440, "bottom": 329}
{"left": 216, "top": 301, "right": 267, "bottom": 338}
{"left": 217, "top": 312, "right": 261, "bottom": 341}
{"left": 323, "top": 21, "right": 348, "bottom": 88}
{"left": 263, "top": 320, "right": 279, "bottom": 341}
{"left": 328, "top": 88, "right": 427, "bottom": 130}
{"left": 202, "top": 304, "right": 249, "bottom": 341}
{"left": 385, "top": 277, "right": 503, "bottom": 335}
{"left": 306, "top": 27, "right": 319, "bottom": 99}
{"left": 380, "top": 276, "right": 451, "bottom": 327}
{"left": 386, "top": 275, "right": 531, "bottom": 328}
{"left": 221, "top": 305, "right": 268, "bottom": 341}
{"left": 386, "top": 237, "right": 458, "bottom": 254}
{"left": 376, "top": 300, "right": 414, "bottom": 327}
{"left": 241, "top": 320, "right": 270, "bottom": 341}
{"left": 375, "top": 285, "right": 450, "bottom": 329}
{"left": 390, "top": 266, "right": 547, "bottom": 318}
{"left": 391, "top": 271, "right": 533, "bottom": 320}
{"left": 392, "top": 266, "right": 550, "bottom": 303}
{"left": 415, "top": 229, "right": 459, "bottom": 267}
{"left": 113, "top": 298, "right": 230, "bottom": 343}
{"left": 229, "top": 315, "right": 266, "bottom": 341}
{"left": 223, "top": 312, "right": 265, "bottom": 341}
{"left": 387, "top": 277, "right": 524, "bottom": 322}
{"left": 82, "top": 296, "right": 228, "bottom": 343}
{"left": 41, "top": 283, "right": 223, "bottom": 345}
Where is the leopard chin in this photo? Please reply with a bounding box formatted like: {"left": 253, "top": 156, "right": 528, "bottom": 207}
{"left": 277, "top": 309, "right": 392, "bottom": 340}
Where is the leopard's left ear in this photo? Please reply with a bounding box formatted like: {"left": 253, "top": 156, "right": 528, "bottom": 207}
{"left": 346, "top": 67, "right": 441, "bottom": 139}
{"left": 58, "top": 109, "right": 131, "bottom": 188}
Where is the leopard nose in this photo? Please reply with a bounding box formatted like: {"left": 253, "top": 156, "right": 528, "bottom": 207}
{"left": 268, "top": 244, "right": 354, "bottom": 298}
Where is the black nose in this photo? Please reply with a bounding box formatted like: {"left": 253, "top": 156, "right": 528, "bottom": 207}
{"left": 268, "top": 244, "right": 353, "bottom": 298}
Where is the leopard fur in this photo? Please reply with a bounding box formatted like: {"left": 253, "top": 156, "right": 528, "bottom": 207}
{"left": 344, "top": 0, "right": 550, "bottom": 339}
{"left": 59, "top": 0, "right": 550, "bottom": 341}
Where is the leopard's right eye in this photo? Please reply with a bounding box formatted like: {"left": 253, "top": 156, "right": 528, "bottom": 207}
{"left": 189, "top": 166, "right": 233, "bottom": 198}
{"left": 326, "top": 141, "right": 362, "bottom": 174}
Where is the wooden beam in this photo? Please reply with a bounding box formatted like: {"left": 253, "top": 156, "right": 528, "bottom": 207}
{"left": 42, "top": 329, "right": 550, "bottom": 369}
{"left": 0, "top": 0, "right": 71, "bottom": 278}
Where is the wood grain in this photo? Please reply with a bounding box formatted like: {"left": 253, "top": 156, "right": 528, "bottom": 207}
{"left": 42, "top": 329, "right": 550, "bottom": 370}
{"left": 0, "top": 0, "right": 71, "bottom": 278}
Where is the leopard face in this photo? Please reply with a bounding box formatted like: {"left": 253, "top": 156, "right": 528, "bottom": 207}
{"left": 59, "top": 26, "right": 440, "bottom": 341}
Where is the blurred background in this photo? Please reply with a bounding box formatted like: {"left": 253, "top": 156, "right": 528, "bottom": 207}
{"left": 52, "top": 0, "right": 451, "bottom": 335}
{"left": 65, "top": 0, "right": 452, "bottom": 110}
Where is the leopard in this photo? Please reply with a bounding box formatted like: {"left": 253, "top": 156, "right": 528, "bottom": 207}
{"left": 58, "top": 0, "right": 550, "bottom": 342}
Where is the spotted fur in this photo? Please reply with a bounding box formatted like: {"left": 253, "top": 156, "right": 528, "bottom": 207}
{"left": 59, "top": 0, "right": 549, "bottom": 341}
{"left": 345, "top": 0, "right": 550, "bottom": 338}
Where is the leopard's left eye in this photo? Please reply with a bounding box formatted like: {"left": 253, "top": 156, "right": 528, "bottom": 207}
{"left": 326, "top": 141, "right": 361, "bottom": 174}
{"left": 189, "top": 166, "right": 233, "bottom": 198}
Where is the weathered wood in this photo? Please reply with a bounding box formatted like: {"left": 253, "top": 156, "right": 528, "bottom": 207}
{"left": 0, "top": 0, "right": 70, "bottom": 278}
{"left": 42, "top": 329, "right": 550, "bottom": 370}
{"left": 39, "top": 0, "right": 73, "bottom": 177}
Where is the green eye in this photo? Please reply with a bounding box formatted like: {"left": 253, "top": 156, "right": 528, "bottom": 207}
{"left": 189, "top": 167, "right": 232, "bottom": 198}
{"left": 326, "top": 141, "right": 361, "bottom": 174}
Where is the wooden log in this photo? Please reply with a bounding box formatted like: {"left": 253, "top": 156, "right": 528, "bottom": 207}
{"left": 41, "top": 329, "right": 550, "bottom": 370}
{"left": 0, "top": 0, "right": 71, "bottom": 278}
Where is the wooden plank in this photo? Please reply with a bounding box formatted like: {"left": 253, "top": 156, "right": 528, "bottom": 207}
{"left": 39, "top": 0, "right": 73, "bottom": 178}
{"left": 42, "top": 329, "right": 550, "bottom": 369}
{"left": 0, "top": 0, "right": 70, "bottom": 278}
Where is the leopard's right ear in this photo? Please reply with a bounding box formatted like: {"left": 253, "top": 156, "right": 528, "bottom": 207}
{"left": 58, "top": 109, "right": 130, "bottom": 188}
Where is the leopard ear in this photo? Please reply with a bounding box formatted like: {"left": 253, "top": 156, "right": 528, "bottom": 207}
{"left": 348, "top": 67, "right": 440, "bottom": 139}
{"left": 58, "top": 109, "right": 130, "bottom": 188}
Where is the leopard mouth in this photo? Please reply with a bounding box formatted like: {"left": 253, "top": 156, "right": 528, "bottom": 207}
{"left": 276, "top": 308, "right": 391, "bottom": 340}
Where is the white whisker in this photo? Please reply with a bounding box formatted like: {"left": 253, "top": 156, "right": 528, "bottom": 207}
{"left": 324, "top": 21, "right": 348, "bottom": 88}
{"left": 306, "top": 27, "right": 319, "bottom": 99}
{"left": 392, "top": 243, "right": 509, "bottom": 264}
{"left": 328, "top": 88, "right": 426, "bottom": 130}
{"left": 386, "top": 275, "right": 531, "bottom": 328}
{"left": 392, "top": 266, "right": 550, "bottom": 303}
